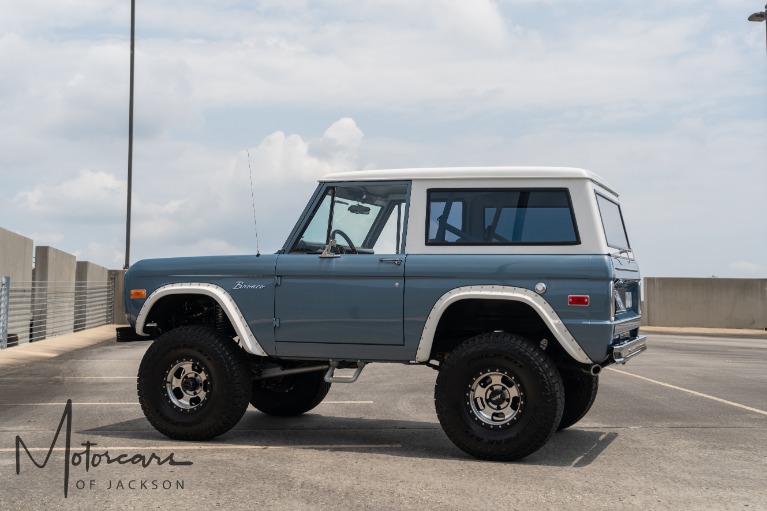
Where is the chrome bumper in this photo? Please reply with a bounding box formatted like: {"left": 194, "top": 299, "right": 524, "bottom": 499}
{"left": 611, "top": 335, "right": 647, "bottom": 364}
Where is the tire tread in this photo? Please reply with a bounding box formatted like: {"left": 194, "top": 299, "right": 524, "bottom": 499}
{"left": 137, "top": 325, "right": 252, "bottom": 441}
{"left": 434, "top": 332, "right": 564, "bottom": 461}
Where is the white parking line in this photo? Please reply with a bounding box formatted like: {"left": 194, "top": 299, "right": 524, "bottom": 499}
{"left": 0, "top": 376, "right": 135, "bottom": 380}
{"left": 608, "top": 367, "right": 767, "bottom": 416}
{"left": 0, "top": 402, "right": 139, "bottom": 406}
{"left": 321, "top": 401, "right": 374, "bottom": 404}
{"left": 0, "top": 401, "right": 374, "bottom": 406}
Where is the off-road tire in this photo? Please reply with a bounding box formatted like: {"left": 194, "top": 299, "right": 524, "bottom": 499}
{"left": 250, "top": 370, "right": 331, "bottom": 416}
{"left": 557, "top": 374, "right": 599, "bottom": 431}
{"left": 137, "top": 325, "right": 252, "bottom": 440}
{"left": 434, "top": 332, "right": 564, "bottom": 461}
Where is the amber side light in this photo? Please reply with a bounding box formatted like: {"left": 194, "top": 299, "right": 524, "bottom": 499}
{"left": 130, "top": 289, "right": 147, "bottom": 299}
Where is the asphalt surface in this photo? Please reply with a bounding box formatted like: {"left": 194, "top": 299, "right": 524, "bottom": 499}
{"left": 0, "top": 332, "right": 765, "bottom": 511}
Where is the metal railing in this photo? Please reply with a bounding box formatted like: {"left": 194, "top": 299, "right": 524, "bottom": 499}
{"left": 0, "top": 277, "right": 9, "bottom": 349}
{"left": 0, "top": 277, "right": 115, "bottom": 349}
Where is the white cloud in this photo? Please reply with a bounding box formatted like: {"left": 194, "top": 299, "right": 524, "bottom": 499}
{"left": 13, "top": 169, "right": 125, "bottom": 221}
{"left": 0, "top": 0, "right": 764, "bottom": 278}
{"left": 10, "top": 119, "right": 366, "bottom": 263}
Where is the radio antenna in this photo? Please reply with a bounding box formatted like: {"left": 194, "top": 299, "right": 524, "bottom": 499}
{"left": 246, "top": 149, "right": 261, "bottom": 256}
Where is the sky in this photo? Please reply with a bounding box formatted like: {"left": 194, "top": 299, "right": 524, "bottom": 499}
{"left": 0, "top": 0, "right": 765, "bottom": 278}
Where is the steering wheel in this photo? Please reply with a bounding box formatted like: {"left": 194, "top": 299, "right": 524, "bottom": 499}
{"left": 330, "top": 229, "right": 357, "bottom": 254}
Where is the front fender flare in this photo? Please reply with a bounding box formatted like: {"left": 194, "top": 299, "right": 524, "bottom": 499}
{"left": 414, "top": 285, "right": 593, "bottom": 364}
{"left": 136, "top": 283, "right": 267, "bottom": 357}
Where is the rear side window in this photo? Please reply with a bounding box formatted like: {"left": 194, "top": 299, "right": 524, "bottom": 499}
{"left": 427, "top": 189, "right": 579, "bottom": 245}
{"left": 595, "top": 193, "right": 630, "bottom": 249}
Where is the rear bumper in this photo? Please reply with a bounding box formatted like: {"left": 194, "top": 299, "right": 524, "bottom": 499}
{"left": 611, "top": 335, "right": 647, "bottom": 364}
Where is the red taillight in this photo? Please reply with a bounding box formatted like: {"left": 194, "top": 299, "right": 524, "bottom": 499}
{"left": 568, "top": 295, "right": 590, "bottom": 306}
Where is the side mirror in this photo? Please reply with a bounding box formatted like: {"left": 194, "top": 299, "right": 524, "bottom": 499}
{"left": 319, "top": 239, "right": 341, "bottom": 259}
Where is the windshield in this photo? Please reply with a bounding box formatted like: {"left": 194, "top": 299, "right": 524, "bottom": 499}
{"left": 595, "top": 193, "right": 630, "bottom": 250}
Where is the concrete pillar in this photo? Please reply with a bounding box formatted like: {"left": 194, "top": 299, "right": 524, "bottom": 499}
{"left": 75, "top": 261, "right": 109, "bottom": 331}
{"left": 109, "top": 269, "right": 128, "bottom": 325}
{"left": 0, "top": 227, "right": 34, "bottom": 344}
{"left": 32, "top": 246, "right": 77, "bottom": 340}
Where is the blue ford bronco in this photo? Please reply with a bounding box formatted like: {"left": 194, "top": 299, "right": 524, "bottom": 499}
{"left": 121, "top": 167, "right": 646, "bottom": 461}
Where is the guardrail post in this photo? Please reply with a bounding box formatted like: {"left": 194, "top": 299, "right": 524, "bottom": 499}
{"left": 1, "top": 276, "right": 9, "bottom": 350}
{"left": 107, "top": 276, "right": 115, "bottom": 324}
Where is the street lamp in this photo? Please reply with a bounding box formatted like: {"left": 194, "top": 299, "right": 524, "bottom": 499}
{"left": 124, "top": 0, "right": 135, "bottom": 270}
{"left": 749, "top": 4, "right": 767, "bottom": 52}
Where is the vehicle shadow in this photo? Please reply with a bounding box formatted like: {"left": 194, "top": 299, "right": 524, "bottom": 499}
{"left": 82, "top": 410, "right": 617, "bottom": 467}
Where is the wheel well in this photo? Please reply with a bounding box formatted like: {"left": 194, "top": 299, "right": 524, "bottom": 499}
{"left": 429, "top": 298, "right": 567, "bottom": 363}
{"left": 144, "top": 294, "right": 235, "bottom": 338}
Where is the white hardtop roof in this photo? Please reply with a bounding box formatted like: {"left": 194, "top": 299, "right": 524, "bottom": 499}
{"left": 320, "top": 166, "right": 617, "bottom": 195}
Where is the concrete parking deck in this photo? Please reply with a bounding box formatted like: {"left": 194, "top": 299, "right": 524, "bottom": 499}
{"left": 0, "top": 328, "right": 765, "bottom": 510}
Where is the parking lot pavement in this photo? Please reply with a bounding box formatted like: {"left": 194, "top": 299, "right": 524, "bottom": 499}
{"left": 0, "top": 332, "right": 765, "bottom": 511}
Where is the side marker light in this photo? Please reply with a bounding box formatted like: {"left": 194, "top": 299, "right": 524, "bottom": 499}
{"left": 130, "top": 289, "right": 147, "bottom": 299}
{"left": 568, "top": 295, "right": 589, "bottom": 306}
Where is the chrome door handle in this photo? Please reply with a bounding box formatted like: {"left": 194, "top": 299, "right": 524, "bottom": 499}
{"left": 379, "top": 258, "right": 402, "bottom": 266}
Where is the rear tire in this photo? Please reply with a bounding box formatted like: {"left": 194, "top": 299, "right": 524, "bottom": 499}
{"left": 250, "top": 370, "right": 331, "bottom": 416}
{"left": 434, "top": 332, "right": 564, "bottom": 461}
{"left": 557, "top": 374, "right": 599, "bottom": 431}
{"left": 137, "top": 325, "right": 252, "bottom": 440}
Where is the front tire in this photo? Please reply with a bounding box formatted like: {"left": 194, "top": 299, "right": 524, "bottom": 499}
{"left": 137, "top": 325, "right": 252, "bottom": 440}
{"left": 434, "top": 332, "right": 564, "bottom": 461}
{"left": 250, "top": 370, "right": 331, "bottom": 416}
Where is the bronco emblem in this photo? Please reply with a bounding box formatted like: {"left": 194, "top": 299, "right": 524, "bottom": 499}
{"left": 232, "top": 281, "right": 265, "bottom": 290}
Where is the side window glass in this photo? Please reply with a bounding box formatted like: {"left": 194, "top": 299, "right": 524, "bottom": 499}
{"left": 428, "top": 200, "right": 464, "bottom": 242}
{"left": 373, "top": 202, "right": 405, "bottom": 254}
{"left": 427, "top": 189, "right": 579, "bottom": 245}
{"left": 297, "top": 193, "right": 332, "bottom": 250}
{"left": 292, "top": 183, "right": 408, "bottom": 254}
{"left": 595, "top": 194, "right": 630, "bottom": 249}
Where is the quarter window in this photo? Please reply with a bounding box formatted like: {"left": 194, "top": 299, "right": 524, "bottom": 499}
{"left": 595, "top": 193, "right": 630, "bottom": 250}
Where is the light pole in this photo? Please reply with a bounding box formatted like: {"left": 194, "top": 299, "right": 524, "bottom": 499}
{"left": 749, "top": 4, "right": 767, "bottom": 52}
{"left": 124, "top": 0, "right": 135, "bottom": 270}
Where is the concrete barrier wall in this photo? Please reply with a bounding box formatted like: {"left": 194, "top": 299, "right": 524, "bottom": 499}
{"left": 2, "top": 226, "right": 127, "bottom": 343}
{"left": 644, "top": 277, "right": 767, "bottom": 330}
{"left": 0, "top": 228, "right": 34, "bottom": 344}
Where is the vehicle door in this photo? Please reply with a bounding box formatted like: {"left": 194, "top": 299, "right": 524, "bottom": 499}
{"left": 275, "top": 181, "right": 409, "bottom": 346}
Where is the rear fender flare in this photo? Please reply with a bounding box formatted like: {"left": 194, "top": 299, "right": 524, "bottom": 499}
{"left": 415, "top": 285, "right": 593, "bottom": 364}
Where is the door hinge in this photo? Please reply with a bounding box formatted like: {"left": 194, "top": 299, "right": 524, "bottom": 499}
{"left": 273, "top": 318, "right": 280, "bottom": 328}
{"left": 275, "top": 276, "right": 282, "bottom": 286}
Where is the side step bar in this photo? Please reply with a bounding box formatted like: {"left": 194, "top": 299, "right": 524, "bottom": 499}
{"left": 324, "top": 360, "right": 366, "bottom": 383}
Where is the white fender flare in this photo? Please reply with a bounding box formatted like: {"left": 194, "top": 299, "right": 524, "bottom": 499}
{"left": 414, "top": 285, "right": 593, "bottom": 364}
{"left": 136, "top": 283, "right": 267, "bottom": 357}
